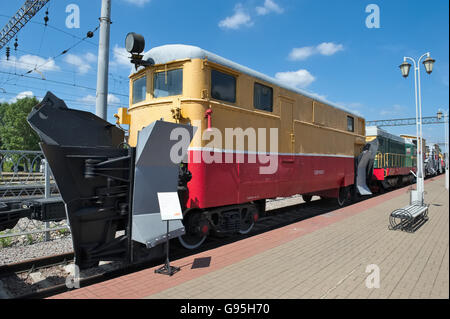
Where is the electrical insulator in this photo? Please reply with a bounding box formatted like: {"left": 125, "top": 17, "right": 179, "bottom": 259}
{"left": 86, "top": 31, "right": 94, "bottom": 38}
{"left": 14, "top": 38, "right": 18, "bottom": 51}
{"left": 5, "top": 47, "right": 10, "bottom": 60}
{"left": 44, "top": 9, "right": 49, "bottom": 26}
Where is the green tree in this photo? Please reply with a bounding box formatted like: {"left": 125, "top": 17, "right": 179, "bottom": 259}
{"left": 0, "top": 97, "right": 40, "bottom": 150}
{"left": 0, "top": 101, "right": 7, "bottom": 149}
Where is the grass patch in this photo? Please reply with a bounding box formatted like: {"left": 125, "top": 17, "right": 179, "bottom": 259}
{"left": 0, "top": 232, "right": 13, "bottom": 248}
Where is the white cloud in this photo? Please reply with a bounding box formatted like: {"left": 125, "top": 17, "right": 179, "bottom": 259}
{"left": 219, "top": 4, "right": 253, "bottom": 30}
{"left": 78, "top": 94, "right": 121, "bottom": 106}
{"left": 316, "top": 42, "right": 344, "bottom": 56}
{"left": 0, "top": 54, "right": 60, "bottom": 73}
{"left": 84, "top": 52, "right": 97, "bottom": 63}
{"left": 288, "top": 46, "right": 316, "bottom": 61}
{"left": 289, "top": 42, "right": 344, "bottom": 61}
{"left": 64, "top": 53, "right": 92, "bottom": 74}
{"left": 256, "top": 0, "right": 284, "bottom": 16}
{"left": 275, "top": 69, "right": 315, "bottom": 88}
{"left": 108, "top": 94, "right": 120, "bottom": 104}
{"left": 19, "top": 55, "right": 60, "bottom": 72}
{"left": 111, "top": 45, "right": 131, "bottom": 68}
{"left": 79, "top": 95, "right": 96, "bottom": 104}
{"left": 9, "top": 91, "right": 34, "bottom": 103}
{"left": 122, "top": 0, "right": 150, "bottom": 6}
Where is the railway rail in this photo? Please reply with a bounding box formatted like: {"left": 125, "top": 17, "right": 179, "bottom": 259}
{"left": 0, "top": 190, "right": 387, "bottom": 299}
{"left": 0, "top": 184, "right": 58, "bottom": 199}
{"left": 0, "top": 252, "right": 74, "bottom": 277}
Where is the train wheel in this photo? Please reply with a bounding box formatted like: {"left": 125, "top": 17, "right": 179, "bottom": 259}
{"left": 302, "top": 195, "right": 313, "bottom": 203}
{"left": 337, "top": 187, "right": 349, "bottom": 207}
{"left": 178, "top": 233, "right": 207, "bottom": 250}
{"left": 178, "top": 211, "right": 209, "bottom": 250}
{"left": 238, "top": 207, "right": 258, "bottom": 235}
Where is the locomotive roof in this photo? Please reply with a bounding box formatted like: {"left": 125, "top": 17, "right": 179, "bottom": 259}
{"left": 132, "top": 44, "right": 360, "bottom": 117}
{"left": 366, "top": 126, "right": 406, "bottom": 144}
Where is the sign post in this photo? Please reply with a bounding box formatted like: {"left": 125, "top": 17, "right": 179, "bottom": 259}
{"left": 155, "top": 192, "right": 183, "bottom": 276}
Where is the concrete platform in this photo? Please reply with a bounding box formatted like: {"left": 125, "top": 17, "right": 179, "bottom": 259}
{"left": 51, "top": 175, "right": 448, "bottom": 299}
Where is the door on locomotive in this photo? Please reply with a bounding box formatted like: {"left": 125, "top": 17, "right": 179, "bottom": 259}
{"left": 280, "top": 97, "right": 294, "bottom": 158}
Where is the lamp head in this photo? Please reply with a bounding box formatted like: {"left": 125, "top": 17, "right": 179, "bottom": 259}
{"left": 399, "top": 60, "right": 412, "bottom": 78}
{"left": 423, "top": 56, "right": 435, "bottom": 74}
{"left": 125, "top": 32, "right": 153, "bottom": 69}
{"left": 125, "top": 32, "right": 145, "bottom": 54}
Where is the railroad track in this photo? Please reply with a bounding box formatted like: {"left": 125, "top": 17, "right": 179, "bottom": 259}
{"left": 1, "top": 177, "right": 439, "bottom": 299}
{"left": 0, "top": 184, "right": 58, "bottom": 199}
{"left": 0, "top": 252, "right": 74, "bottom": 277}
{"left": 0, "top": 196, "right": 347, "bottom": 299}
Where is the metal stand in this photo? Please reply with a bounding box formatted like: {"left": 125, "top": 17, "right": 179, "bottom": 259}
{"left": 155, "top": 221, "right": 180, "bottom": 276}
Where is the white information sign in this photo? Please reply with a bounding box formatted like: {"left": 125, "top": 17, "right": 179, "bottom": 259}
{"left": 157, "top": 192, "right": 183, "bottom": 221}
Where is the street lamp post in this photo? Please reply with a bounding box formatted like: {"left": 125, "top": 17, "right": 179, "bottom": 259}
{"left": 437, "top": 109, "right": 449, "bottom": 190}
{"left": 399, "top": 53, "right": 435, "bottom": 205}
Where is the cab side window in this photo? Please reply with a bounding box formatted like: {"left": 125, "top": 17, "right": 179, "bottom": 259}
{"left": 211, "top": 69, "right": 236, "bottom": 103}
{"left": 132, "top": 75, "right": 147, "bottom": 104}
{"left": 347, "top": 116, "right": 354, "bottom": 132}
{"left": 254, "top": 82, "right": 273, "bottom": 112}
{"left": 153, "top": 69, "right": 183, "bottom": 98}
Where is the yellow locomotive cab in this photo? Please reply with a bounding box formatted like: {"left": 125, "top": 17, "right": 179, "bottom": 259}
{"left": 118, "top": 44, "right": 366, "bottom": 161}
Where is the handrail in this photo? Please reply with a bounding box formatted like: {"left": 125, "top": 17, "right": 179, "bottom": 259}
{"left": 374, "top": 152, "right": 416, "bottom": 169}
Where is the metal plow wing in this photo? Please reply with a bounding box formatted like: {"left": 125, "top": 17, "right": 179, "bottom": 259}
{"left": 356, "top": 139, "right": 379, "bottom": 196}
{"left": 27, "top": 92, "right": 195, "bottom": 269}
{"left": 132, "top": 121, "right": 196, "bottom": 248}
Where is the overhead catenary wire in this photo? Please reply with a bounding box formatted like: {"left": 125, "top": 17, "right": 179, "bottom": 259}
{"left": 0, "top": 13, "right": 97, "bottom": 48}
{"left": 0, "top": 90, "right": 124, "bottom": 108}
{"left": 0, "top": 14, "right": 131, "bottom": 64}
{"left": 1, "top": 81, "right": 126, "bottom": 104}
{"left": 1, "top": 78, "right": 128, "bottom": 106}
{"left": 0, "top": 0, "right": 51, "bottom": 51}
{"left": 0, "top": 8, "right": 132, "bottom": 110}
{"left": 0, "top": 70, "right": 129, "bottom": 98}
{"left": 0, "top": 16, "right": 101, "bottom": 87}
{"left": 0, "top": 13, "right": 132, "bottom": 91}
{"left": 13, "top": 24, "right": 101, "bottom": 80}
{"left": 36, "top": 4, "right": 50, "bottom": 57}
{"left": 3, "top": 49, "right": 130, "bottom": 82}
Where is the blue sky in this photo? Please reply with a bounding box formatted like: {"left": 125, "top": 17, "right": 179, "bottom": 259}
{"left": 0, "top": 0, "right": 448, "bottom": 146}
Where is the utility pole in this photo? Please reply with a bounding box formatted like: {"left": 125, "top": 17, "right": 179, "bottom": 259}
{"left": 95, "top": 0, "right": 111, "bottom": 120}
{"left": 443, "top": 111, "right": 449, "bottom": 190}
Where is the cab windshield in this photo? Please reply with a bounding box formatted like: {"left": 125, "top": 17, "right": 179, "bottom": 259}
{"left": 153, "top": 69, "right": 183, "bottom": 98}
